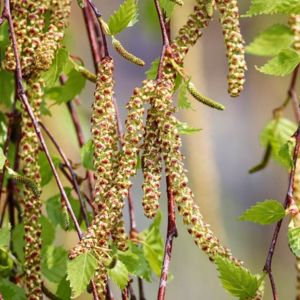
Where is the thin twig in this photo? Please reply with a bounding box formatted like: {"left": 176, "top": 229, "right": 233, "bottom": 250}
{"left": 138, "top": 278, "right": 146, "bottom": 300}
{"left": 42, "top": 283, "right": 62, "bottom": 300}
{"left": 39, "top": 122, "right": 90, "bottom": 227}
{"left": 289, "top": 64, "right": 300, "bottom": 123}
{"left": 263, "top": 129, "right": 300, "bottom": 299}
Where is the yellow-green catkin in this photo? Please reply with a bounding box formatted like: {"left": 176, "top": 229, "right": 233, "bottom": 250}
{"left": 289, "top": 14, "right": 300, "bottom": 52}
{"left": 19, "top": 78, "right": 44, "bottom": 300}
{"left": 215, "top": 0, "right": 247, "bottom": 97}
{"left": 142, "top": 109, "right": 162, "bottom": 219}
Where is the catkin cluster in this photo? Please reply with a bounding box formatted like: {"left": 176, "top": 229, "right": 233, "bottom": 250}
{"left": 19, "top": 78, "right": 44, "bottom": 300}
{"left": 289, "top": 14, "right": 300, "bottom": 52}
{"left": 216, "top": 0, "right": 247, "bottom": 97}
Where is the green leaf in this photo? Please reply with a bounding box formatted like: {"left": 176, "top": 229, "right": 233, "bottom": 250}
{"left": 140, "top": 211, "right": 164, "bottom": 276}
{"left": 159, "top": 0, "right": 175, "bottom": 19}
{"left": 46, "top": 69, "right": 86, "bottom": 103}
{"left": 118, "top": 242, "right": 152, "bottom": 281}
{"left": 0, "top": 113, "right": 7, "bottom": 147}
{"left": 0, "top": 247, "right": 14, "bottom": 277}
{"left": 42, "top": 246, "right": 68, "bottom": 283}
{"left": 177, "top": 83, "right": 192, "bottom": 110}
{"left": 177, "top": 121, "right": 201, "bottom": 135}
{"left": 145, "top": 57, "right": 159, "bottom": 80}
{"left": 244, "top": 0, "right": 281, "bottom": 16}
{"left": 0, "top": 224, "right": 10, "bottom": 248}
{"left": 80, "top": 139, "right": 94, "bottom": 170}
{"left": 0, "top": 279, "right": 26, "bottom": 300}
{"left": 108, "top": 259, "right": 129, "bottom": 289}
{"left": 288, "top": 225, "right": 300, "bottom": 257}
{"left": 46, "top": 188, "right": 81, "bottom": 230}
{"left": 239, "top": 199, "right": 286, "bottom": 225}
{"left": 0, "top": 22, "right": 9, "bottom": 62}
{"left": 0, "top": 70, "right": 15, "bottom": 108}
{"left": 56, "top": 276, "right": 72, "bottom": 300}
{"left": 257, "top": 48, "right": 300, "bottom": 76}
{"left": 67, "top": 251, "right": 98, "bottom": 298}
{"left": 12, "top": 224, "right": 25, "bottom": 263}
{"left": 215, "top": 256, "right": 260, "bottom": 299}
{"left": 246, "top": 24, "right": 293, "bottom": 57}
{"left": 260, "top": 117, "right": 297, "bottom": 167}
{"left": 0, "top": 147, "right": 6, "bottom": 170}
{"left": 108, "top": 0, "right": 138, "bottom": 35}
{"left": 278, "top": 140, "right": 295, "bottom": 169}
{"left": 41, "top": 215, "right": 56, "bottom": 247}
{"left": 42, "top": 48, "right": 69, "bottom": 87}
{"left": 38, "top": 152, "right": 61, "bottom": 186}
{"left": 275, "top": 0, "right": 300, "bottom": 14}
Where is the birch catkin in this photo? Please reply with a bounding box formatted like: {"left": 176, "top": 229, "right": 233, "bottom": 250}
{"left": 216, "top": 0, "right": 247, "bottom": 97}
{"left": 289, "top": 14, "right": 300, "bottom": 52}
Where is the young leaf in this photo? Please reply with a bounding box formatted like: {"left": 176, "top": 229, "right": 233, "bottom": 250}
{"left": 0, "top": 279, "right": 26, "bottom": 300}
{"left": 256, "top": 48, "right": 300, "bottom": 76}
{"left": 215, "top": 256, "right": 260, "bottom": 299}
{"left": 67, "top": 251, "right": 98, "bottom": 298}
{"left": 159, "top": 0, "right": 175, "bottom": 19}
{"left": 80, "top": 139, "right": 94, "bottom": 170}
{"left": 42, "top": 246, "right": 68, "bottom": 283}
{"left": 12, "top": 224, "right": 25, "bottom": 263}
{"left": 108, "top": 0, "right": 138, "bottom": 35}
{"left": 177, "top": 83, "right": 192, "bottom": 110}
{"left": 288, "top": 224, "right": 300, "bottom": 257}
{"left": 0, "top": 147, "right": 6, "bottom": 170}
{"left": 117, "top": 242, "right": 152, "bottom": 281}
{"left": 145, "top": 57, "right": 160, "bottom": 80}
{"left": 46, "top": 69, "right": 86, "bottom": 103}
{"left": 275, "top": 0, "right": 300, "bottom": 14}
{"left": 246, "top": 24, "right": 293, "bottom": 57}
{"left": 0, "top": 70, "right": 15, "bottom": 109}
{"left": 278, "top": 140, "right": 295, "bottom": 169}
{"left": 41, "top": 215, "right": 56, "bottom": 247}
{"left": 42, "top": 48, "right": 69, "bottom": 87}
{"left": 38, "top": 152, "right": 61, "bottom": 186}
{"left": 108, "top": 259, "right": 129, "bottom": 289}
{"left": 239, "top": 199, "right": 286, "bottom": 225}
{"left": 0, "top": 224, "right": 10, "bottom": 248}
{"left": 0, "top": 247, "right": 14, "bottom": 277}
{"left": 177, "top": 121, "right": 201, "bottom": 135}
{"left": 260, "top": 117, "right": 297, "bottom": 167}
{"left": 140, "top": 211, "right": 164, "bottom": 276}
{"left": 56, "top": 276, "right": 72, "bottom": 300}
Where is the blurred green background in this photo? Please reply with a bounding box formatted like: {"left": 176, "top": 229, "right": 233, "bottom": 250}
{"left": 42, "top": 1, "right": 299, "bottom": 299}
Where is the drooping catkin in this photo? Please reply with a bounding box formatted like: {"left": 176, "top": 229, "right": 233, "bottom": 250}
{"left": 19, "top": 78, "right": 44, "bottom": 300}
{"left": 215, "top": 0, "right": 247, "bottom": 97}
{"left": 142, "top": 109, "right": 162, "bottom": 219}
{"left": 289, "top": 14, "right": 300, "bottom": 52}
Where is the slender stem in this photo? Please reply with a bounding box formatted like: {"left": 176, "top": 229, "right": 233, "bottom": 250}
{"left": 264, "top": 126, "right": 300, "bottom": 300}
{"left": 42, "top": 283, "right": 61, "bottom": 300}
{"left": 289, "top": 64, "right": 300, "bottom": 123}
{"left": 2, "top": 0, "right": 84, "bottom": 242}
{"left": 39, "top": 122, "right": 90, "bottom": 227}
{"left": 138, "top": 278, "right": 146, "bottom": 300}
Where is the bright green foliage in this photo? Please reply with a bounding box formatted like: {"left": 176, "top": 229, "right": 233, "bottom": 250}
{"left": 46, "top": 189, "right": 81, "bottom": 230}
{"left": 278, "top": 140, "right": 295, "bottom": 169}
{"left": 0, "top": 71, "right": 15, "bottom": 108}
{"left": 145, "top": 57, "right": 160, "bottom": 80}
{"left": 177, "top": 121, "right": 201, "bottom": 135}
{"left": 56, "top": 276, "right": 72, "bottom": 299}
{"left": 0, "top": 147, "right": 6, "bottom": 170}
{"left": 0, "top": 224, "right": 10, "bottom": 248}
{"left": 108, "top": 259, "right": 129, "bottom": 289}
{"left": 118, "top": 242, "right": 152, "bottom": 281}
{"left": 239, "top": 199, "right": 286, "bottom": 225}
{"left": 0, "top": 247, "right": 14, "bottom": 277}
{"left": 67, "top": 251, "right": 98, "bottom": 298}
{"left": 41, "top": 215, "right": 56, "bottom": 247}
{"left": 42, "top": 48, "right": 69, "bottom": 86}
{"left": 245, "top": 0, "right": 300, "bottom": 16}
{"left": 256, "top": 48, "right": 300, "bottom": 76}
{"left": 177, "top": 83, "right": 192, "bottom": 110}
{"left": 80, "top": 139, "right": 95, "bottom": 170}
{"left": 288, "top": 226, "right": 300, "bottom": 257}
{"left": 215, "top": 256, "right": 261, "bottom": 299}
{"left": 42, "top": 246, "right": 68, "bottom": 283}
{"left": 246, "top": 24, "right": 294, "bottom": 57}
{"left": 38, "top": 152, "right": 61, "bottom": 186}
{"left": 108, "top": 0, "right": 138, "bottom": 35}
{"left": 140, "top": 211, "right": 164, "bottom": 276}
{"left": 260, "top": 117, "right": 297, "bottom": 167}
{"left": 0, "top": 279, "right": 26, "bottom": 300}
{"left": 159, "top": 0, "right": 175, "bottom": 19}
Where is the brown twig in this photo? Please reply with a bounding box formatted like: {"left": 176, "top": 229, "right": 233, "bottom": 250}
{"left": 264, "top": 126, "right": 300, "bottom": 300}
{"left": 289, "top": 64, "right": 300, "bottom": 123}
{"left": 39, "top": 122, "right": 90, "bottom": 227}
{"left": 138, "top": 278, "right": 146, "bottom": 300}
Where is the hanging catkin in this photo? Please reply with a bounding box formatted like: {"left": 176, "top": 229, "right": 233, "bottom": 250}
{"left": 289, "top": 14, "right": 300, "bottom": 52}
{"left": 215, "top": 0, "right": 247, "bottom": 97}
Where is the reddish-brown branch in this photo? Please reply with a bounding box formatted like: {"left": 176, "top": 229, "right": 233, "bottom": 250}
{"left": 39, "top": 122, "right": 90, "bottom": 226}
{"left": 264, "top": 126, "right": 300, "bottom": 299}
{"left": 289, "top": 64, "right": 300, "bottom": 123}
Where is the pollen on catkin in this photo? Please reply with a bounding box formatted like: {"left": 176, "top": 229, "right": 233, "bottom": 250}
{"left": 215, "top": 0, "right": 247, "bottom": 97}
{"left": 19, "top": 78, "right": 44, "bottom": 300}
{"left": 142, "top": 109, "right": 162, "bottom": 219}
{"left": 289, "top": 14, "right": 300, "bottom": 52}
